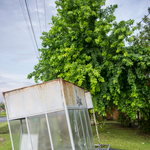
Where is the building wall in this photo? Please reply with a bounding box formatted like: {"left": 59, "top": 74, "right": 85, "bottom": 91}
{"left": 106, "top": 108, "right": 118, "bottom": 120}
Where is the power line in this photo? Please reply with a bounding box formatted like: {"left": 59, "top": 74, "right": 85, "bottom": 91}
{"left": 43, "top": 0, "right": 47, "bottom": 31}
{"left": 19, "top": 0, "right": 39, "bottom": 60}
{"left": 0, "top": 77, "right": 12, "bottom": 90}
{"left": 138, "top": 13, "right": 150, "bottom": 24}
{"left": 35, "top": 0, "right": 42, "bottom": 34}
{"left": 24, "top": 0, "right": 40, "bottom": 59}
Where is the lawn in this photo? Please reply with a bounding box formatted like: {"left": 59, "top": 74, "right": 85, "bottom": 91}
{"left": 0, "top": 122, "right": 11, "bottom": 150}
{"left": 0, "top": 121, "right": 150, "bottom": 150}
{"left": 92, "top": 121, "right": 150, "bottom": 150}
{"left": 0, "top": 111, "right": 6, "bottom": 117}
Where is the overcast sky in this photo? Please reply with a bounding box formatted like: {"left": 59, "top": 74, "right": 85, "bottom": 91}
{"left": 0, "top": 0, "right": 149, "bottom": 102}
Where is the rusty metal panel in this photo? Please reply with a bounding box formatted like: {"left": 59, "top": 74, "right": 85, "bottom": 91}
{"left": 85, "top": 92, "right": 93, "bottom": 109}
{"left": 3, "top": 80, "right": 64, "bottom": 119}
{"left": 62, "top": 80, "right": 87, "bottom": 108}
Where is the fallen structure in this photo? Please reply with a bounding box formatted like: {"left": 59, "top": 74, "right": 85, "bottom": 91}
{"left": 3, "top": 78, "right": 110, "bottom": 150}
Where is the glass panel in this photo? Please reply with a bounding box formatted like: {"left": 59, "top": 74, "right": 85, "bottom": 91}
{"left": 48, "top": 111, "right": 72, "bottom": 150}
{"left": 28, "top": 115, "right": 52, "bottom": 150}
{"left": 85, "top": 109, "right": 95, "bottom": 149}
{"left": 75, "top": 109, "right": 87, "bottom": 150}
{"left": 80, "top": 109, "right": 91, "bottom": 149}
{"left": 9, "top": 119, "right": 31, "bottom": 150}
{"left": 68, "top": 109, "right": 80, "bottom": 150}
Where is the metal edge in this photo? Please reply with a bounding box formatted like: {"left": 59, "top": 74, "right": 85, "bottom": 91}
{"left": 25, "top": 117, "right": 33, "bottom": 150}
{"left": 59, "top": 78, "right": 76, "bottom": 150}
{"left": 7, "top": 108, "right": 65, "bottom": 121}
{"left": 2, "top": 94, "right": 14, "bottom": 150}
{"left": 45, "top": 113, "right": 54, "bottom": 150}
{"left": 61, "top": 78, "right": 90, "bottom": 92}
{"left": 2, "top": 78, "right": 60, "bottom": 95}
{"left": 7, "top": 120, "right": 14, "bottom": 150}
{"left": 83, "top": 109, "right": 92, "bottom": 149}
{"left": 67, "top": 107, "right": 87, "bottom": 109}
{"left": 85, "top": 109, "right": 95, "bottom": 146}
{"left": 79, "top": 110, "right": 88, "bottom": 150}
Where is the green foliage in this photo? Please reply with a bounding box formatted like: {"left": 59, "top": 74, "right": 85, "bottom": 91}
{"left": 138, "top": 118, "right": 150, "bottom": 133}
{"left": 0, "top": 102, "right": 5, "bottom": 110}
{"left": 117, "top": 111, "right": 133, "bottom": 127}
{"left": 28, "top": 0, "right": 150, "bottom": 127}
{"left": 129, "top": 7, "right": 150, "bottom": 132}
{"left": 133, "top": 7, "right": 150, "bottom": 48}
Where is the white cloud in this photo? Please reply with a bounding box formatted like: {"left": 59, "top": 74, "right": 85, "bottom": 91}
{"left": 105, "top": 0, "right": 150, "bottom": 23}
{"left": 0, "top": 0, "right": 149, "bottom": 103}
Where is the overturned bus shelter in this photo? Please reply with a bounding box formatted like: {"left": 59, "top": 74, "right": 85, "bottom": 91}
{"left": 3, "top": 78, "right": 96, "bottom": 150}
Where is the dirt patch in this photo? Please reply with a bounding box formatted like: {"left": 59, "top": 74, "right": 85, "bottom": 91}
{"left": 0, "top": 138, "right": 5, "bottom": 144}
{"left": 0, "top": 138, "right": 4, "bottom": 141}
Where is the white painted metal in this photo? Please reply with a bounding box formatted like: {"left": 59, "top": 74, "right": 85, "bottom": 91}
{"left": 45, "top": 113, "right": 54, "bottom": 150}
{"left": 7, "top": 120, "right": 14, "bottom": 150}
{"left": 3, "top": 78, "right": 97, "bottom": 150}
{"left": 3, "top": 93, "right": 15, "bottom": 150}
{"left": 85, "top": 92, "right": 93, "bottom": 109}
{"left": 25, "top": 117, "right": 33, "bottom": 150}
{"left": 60, "top": 79, "right": 76, "bottom": 150}
{"left": 7, "top": 108, "right": 65, "bottom": 121}
{"left": 3, "top": 80, "right": 64, "bottom": 119}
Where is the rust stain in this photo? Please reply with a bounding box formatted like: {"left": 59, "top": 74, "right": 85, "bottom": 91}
{"left": 63, "top": 80, "right": 76, "bottom": 106}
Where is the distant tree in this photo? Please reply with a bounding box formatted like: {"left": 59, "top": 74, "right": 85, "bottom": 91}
{"left": 130, "top": 7, "right": 150, "bottom": 132}
{"left": 28, "top": 0, "right": 150, "bottom": 124}
{"left": 0, "top": 102, "right": 5, "bottom": 110}
{"left": 133, "top": 7, "right": 150, "bottom": 48}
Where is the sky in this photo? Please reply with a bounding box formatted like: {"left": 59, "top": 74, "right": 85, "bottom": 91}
{"left": 0, "top": 0, "right": 150, "bottom": 102}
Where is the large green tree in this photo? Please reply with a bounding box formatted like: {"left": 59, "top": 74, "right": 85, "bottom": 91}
{"left": 131, "top": 7, "right": 150, "bottom": 132}
{"left": 133, "top": 7, "right": 150, "bottom": 48}
{"left": 28, "top": 0, "right": 150, "bottom": 121}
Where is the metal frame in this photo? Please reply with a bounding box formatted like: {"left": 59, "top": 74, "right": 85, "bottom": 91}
{"left": 60, "top": 79, "right": 76, "bottom": 150}
{"left": 7, "top": 120, "right": 14, "bottom": 150}
{"left": 45, "top": 113, "right": 54, "bottom": 150}
{"left": 3, "top": 79, "right": 97, "bottom": 150}
{"left": 79, "top": 110, "right": 88, "bottom": 150}
{"left": 3, "top": 94, "right": 15, "bottom": 150}
{"left": 7, "top": 108, "right": 65, "bottom": 121}
{"left": 83, "top": 109, "right": 92, "bottom": 149}
{"left": 25, "top": 117, "right": 33, "bottom": 150}
{"left": 93, "top": 109, "right": 110, "bottom": 150}
{"left": 85, "top": 109, "right": 95, "bottom": 145}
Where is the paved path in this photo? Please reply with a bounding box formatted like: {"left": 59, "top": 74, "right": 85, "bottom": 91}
{"left": 0, "top": 117, "right": 7, "bottom": 123}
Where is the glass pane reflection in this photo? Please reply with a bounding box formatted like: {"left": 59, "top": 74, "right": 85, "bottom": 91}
{"left": 48, "top": 111, "right": 72, "bottom": 150}
{"left": 28, "top": 115, "right": 52, "bottom": 150}
{"left": 68, "top": 109, "right": 80, "bottom": 150}
{"left": 68, "top": 109, "right": 95, "bottom": 150}
{"left": 80, "top": 109, "right": 91, "bottom": 149}
{"left": 85, "top": 109, "right": 95, "bottom": 149}
{"left": 9, "top": 119, "right": 31, "bottom": 150}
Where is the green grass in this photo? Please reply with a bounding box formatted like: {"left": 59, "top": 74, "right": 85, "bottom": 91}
{"left": 0, "top": 120, "right": 150, "bottom": 150}
{"left": 0, "top": 111, "right": 6, "bottom": 117}
{"left": 92, "top": 122, "right": 150, "bottom": 150}
{"left": 0, "top": 122, "right": 11, "bottom": 150}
